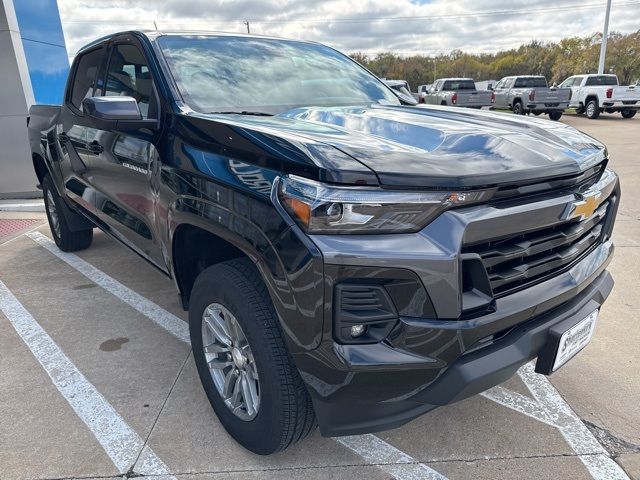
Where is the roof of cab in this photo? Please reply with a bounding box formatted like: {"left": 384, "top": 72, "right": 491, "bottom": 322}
{"left": 75, "top": 29, "right": 317, "bottom": 55}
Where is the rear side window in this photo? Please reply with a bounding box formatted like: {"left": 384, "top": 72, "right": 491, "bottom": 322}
{"left": 70, "top": 48, "right": 103, "bottom": 110}
{"left": 514, "top": 77, "right": 547, "bottom": 88}
{"left": 585, "top": 75, "right": 618, "bottom": 86}
{"left": 105, "top": 44, "right": 156, "bottom": 119}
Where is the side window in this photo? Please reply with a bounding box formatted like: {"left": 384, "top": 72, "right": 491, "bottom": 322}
{"left": 70, "top": 48, "right": 103, "bottom": 110}
{"left": 504, "top": 78, "right": 514, "bottom": 89}
{"left": 573, "top": 76, "right": 585, "bottom": 87}
{"left": 105, "top": 44, "right": 157, "bottom": 119}
{"left": 494, "top": 79, "right": 505, "bottom": 89}
{"left": 559, "top": 77, "right": 573, "bottom": 88}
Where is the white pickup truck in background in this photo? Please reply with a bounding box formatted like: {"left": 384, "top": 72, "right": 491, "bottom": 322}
{"left": 560, "top": 74, "right": 640, "bottom": 119}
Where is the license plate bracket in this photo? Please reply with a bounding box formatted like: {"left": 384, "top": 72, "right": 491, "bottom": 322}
{"left": 535, "top": 309, "right": 598, "bottom": 375}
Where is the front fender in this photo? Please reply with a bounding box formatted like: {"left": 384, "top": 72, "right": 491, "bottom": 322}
{"left": 167, "top": 193, "right": 325, "bottom": 352}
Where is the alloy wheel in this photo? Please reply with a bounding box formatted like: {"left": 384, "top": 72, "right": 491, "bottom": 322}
{"left": 46, "top": 190, "right": 61, "bottom": 238}
{"left": 201, "top": 303, "right": 260, "bottom": 421}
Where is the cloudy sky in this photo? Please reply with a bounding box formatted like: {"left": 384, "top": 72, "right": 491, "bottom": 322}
{"left": 57, "top": 0, "right": 640, "bottom": 58}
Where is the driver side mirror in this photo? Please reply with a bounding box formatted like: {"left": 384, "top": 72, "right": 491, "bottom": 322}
{"left": 82, "top": 96, "right": 157, "bottom": 131}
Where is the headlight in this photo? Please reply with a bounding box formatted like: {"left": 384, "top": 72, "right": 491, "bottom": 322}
{"left": 278, "top": 175, "right": 493, "bottom": 234}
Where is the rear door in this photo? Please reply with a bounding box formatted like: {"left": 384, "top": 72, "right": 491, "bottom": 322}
{"left": 85, "top": 39, "right": 166, "bottom": 270}
{"left": 58, "top": 46, "right": 107, "bottom": 215}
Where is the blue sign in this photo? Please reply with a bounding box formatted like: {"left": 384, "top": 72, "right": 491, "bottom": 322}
{"left": 14, "top": 0, "right": 69, "bottom": 105}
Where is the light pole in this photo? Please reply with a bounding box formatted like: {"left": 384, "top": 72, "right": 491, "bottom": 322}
{"left": 598, "top": 0, "right": 612, "bottom": 74}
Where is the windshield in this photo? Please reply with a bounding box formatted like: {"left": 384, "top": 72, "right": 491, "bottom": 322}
{"left": 514, "top": 77, "right": 548, "bottom": 88}
{"left": 157, "top": 35, "right": 400, "bottom": 114}
{"left": 442, "top": 80, "right": 476, "bottom": 91}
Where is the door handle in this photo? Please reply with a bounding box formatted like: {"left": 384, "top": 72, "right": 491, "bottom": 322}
{"left": 58, "top": 132, "right": 70, "bottom": 144}
{"left": 87, "top": 141, "right": 104, "bottom": 154}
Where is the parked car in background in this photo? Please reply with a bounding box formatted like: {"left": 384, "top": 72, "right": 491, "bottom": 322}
{"left": 491, "top": 75, "right": 570, "bottom": 120}
{"left": 560, "top": 74, "right": 640, "bottom": 119}
{"left": 416, "top": 84, "right": 432, "bottom": 103}
{"left": 28, "top": 30, "right": 620, "bottom": 456}
{"left": 383, "top": 79, "right": 417, "bottom": 103}
{"left": 423, "top": 78, "right": 493, "bottom": 108}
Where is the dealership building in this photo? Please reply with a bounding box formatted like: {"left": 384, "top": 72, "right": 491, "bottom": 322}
{"left": 0, "top": 0, "right": 68, "bottom": 198}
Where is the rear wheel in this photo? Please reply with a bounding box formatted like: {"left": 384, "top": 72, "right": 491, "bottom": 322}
{"left": 189, "top": 258, "right": 316, "bottom": 454}
{"left": 548, "top": 111, "right": 563, "bottom": 121}
{"left": 621, "top": 109, "right": 637, "bottom": 119}
{"left": 42, "top": 174, "right": 93, "bottom": 252}
{"left": 513, "top": 101, "right": 525, "bottom": 115}
{"left": 585, "top": 99, "right": 600, "bottom": 119}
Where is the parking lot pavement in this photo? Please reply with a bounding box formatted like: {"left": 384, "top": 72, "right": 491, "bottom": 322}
{"left": 1, "top": 114, "right": 639, "bottom": 480}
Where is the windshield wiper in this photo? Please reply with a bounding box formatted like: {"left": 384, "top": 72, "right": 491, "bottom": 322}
{"left": 208, "top": 111, "right": 273, "bottom": 116}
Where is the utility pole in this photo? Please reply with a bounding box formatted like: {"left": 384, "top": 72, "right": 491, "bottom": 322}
{"left": 598, "top": 0, "right": 612, "bottom": 74}
{"left": 244, "top": 20, "right": 250, "bottom": 34}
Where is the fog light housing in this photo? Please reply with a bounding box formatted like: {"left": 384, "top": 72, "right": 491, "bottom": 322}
{"left": 334, "top": 284, "right": 398, "bottom": 344}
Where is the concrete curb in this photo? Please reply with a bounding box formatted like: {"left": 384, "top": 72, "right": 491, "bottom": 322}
{"left": 0, "top": 201, "right": 45, "bottom": 213}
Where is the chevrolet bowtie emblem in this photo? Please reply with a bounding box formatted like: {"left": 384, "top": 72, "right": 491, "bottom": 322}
{"left": 567, "top": 191, "right": 602, "bottom": 220}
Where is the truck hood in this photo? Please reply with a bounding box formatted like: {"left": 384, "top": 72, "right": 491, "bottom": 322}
{"left": 193, "top": 105, "right": 606, "bottom": 188}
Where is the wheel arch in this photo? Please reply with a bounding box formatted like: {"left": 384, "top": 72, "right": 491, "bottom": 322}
{"left": 168, "top": 197, "right": 325, "bottom": 351}
{"left": 171, "top": 222, "right": 247, "bottom": 310}
{"left": 585, "top": 95, "right": 599, "bottom": 106}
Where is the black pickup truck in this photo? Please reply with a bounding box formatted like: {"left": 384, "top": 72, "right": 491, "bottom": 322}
{"left": 29, "top": 31, "right": 619, "bottom": 455}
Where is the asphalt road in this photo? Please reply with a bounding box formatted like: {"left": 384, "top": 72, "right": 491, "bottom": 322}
{"left": 0, "top": 112, "right": 638, "bottom": 480}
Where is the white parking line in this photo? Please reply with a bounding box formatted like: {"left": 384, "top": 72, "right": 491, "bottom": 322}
{"left": 27, "top": 230, "right": 449, "bottom": 480}
{"left": 27, "top": 231, "right": 190, "bottom": 344}
{"left": 337, "top": 435, "right": 448, "bottom": 480}
{"left": 518, "top": 362, "right": 629, "bottom": 480}
{"left": 483, "top": 362, "right": 629, "bottom": 480}
{"left": 0, "top": 279, "right": 175, "bottom": 478}
{"left": 481, "top": 385, "right": 556, "bottom": 427}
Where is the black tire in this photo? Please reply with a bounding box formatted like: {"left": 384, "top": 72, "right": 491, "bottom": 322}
{"left": 513, "top": 101, "right": 525, "bottom": 115}
{"left": 532, "top": 111, "right": 542, "bottom": 116}
{"left": 548, "top": 111, "right": 563, "bottom": 121}
{"left": 622, "top": 109, "right": 637, "bottom": 119}
{"left": 42, "top": 174, "right": 93, "bottom": 252}
{"left": 585, "top": 99, "right": 600, "bottom": 119}
{"left": 189, "top": 258, "right": 316, "bottom": 455}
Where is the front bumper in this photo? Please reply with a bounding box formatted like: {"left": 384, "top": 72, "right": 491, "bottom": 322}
{"left": 290, "top": 171, "right": 619, "bottom": 437}
{"left": 294, "top": 240, "right": 613, "bottom": 436}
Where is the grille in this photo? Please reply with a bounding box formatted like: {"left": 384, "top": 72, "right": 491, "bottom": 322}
{"left": 463, "top": 196, "right": 613, "bottom": 296}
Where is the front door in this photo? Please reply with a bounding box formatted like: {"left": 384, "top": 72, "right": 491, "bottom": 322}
{"left": 58, "top": 46, "right": 107, "bottom": 215}
{"left": 86, "top": 42, "right": 166, "bottom": 270}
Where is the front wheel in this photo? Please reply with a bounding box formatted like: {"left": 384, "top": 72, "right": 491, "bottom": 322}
{"left": 548, "top": 111, "right": 563, "bottom": 121}
{"left": 42, "top": 174, "right": 93, "bottom": 252}
{"left": 189, "top": 258, "right": 316, "bottom": 455}
{"left": 622, "top": 109, "right": 637, "bottom": 119}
